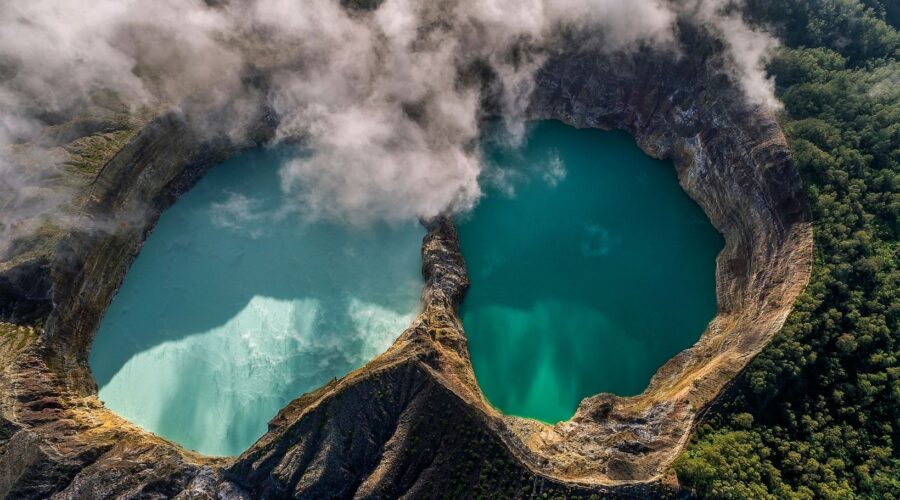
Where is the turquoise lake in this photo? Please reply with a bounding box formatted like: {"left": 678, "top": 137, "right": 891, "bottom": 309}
{"left": 89, "top": 148, "right": 425, "bottom": 456}
{"left": 458, "top": 120, "right": 724, "bottom": 423}
{"left": 90, "top": 120, "right": 722, "bottom": 455}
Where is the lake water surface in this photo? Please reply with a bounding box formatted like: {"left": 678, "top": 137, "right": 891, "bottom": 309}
{"left": 89, "top": 148, "right": 424, "bottom": 456}
{"left": 90, "top": 120, "right": 722, "bottom": 455}
{"left": 458, "top": 121, "right": 723, "bottom": 423}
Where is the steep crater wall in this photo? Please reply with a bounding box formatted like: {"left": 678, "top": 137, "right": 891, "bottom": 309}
{"left": 0, "top": 26, "right": 812, "bottom": 498}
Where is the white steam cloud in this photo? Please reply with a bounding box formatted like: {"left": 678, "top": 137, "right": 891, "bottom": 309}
{"left": 0, "top": 0, "right": 779, "bottom": 255}
{"left": 688, "top": 0, "right": 781, "bottom": 110}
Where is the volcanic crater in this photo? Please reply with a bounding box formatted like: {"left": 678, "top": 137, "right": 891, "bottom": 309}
{"left": 0, "top": 21, "right": 812, "bottom": 499}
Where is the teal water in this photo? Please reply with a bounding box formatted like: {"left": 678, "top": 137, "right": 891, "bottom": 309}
{"left": 89, "top": 148, "right": 425, "bottom": 456}
{"left": 458, "top": 121, "right": 724, "bottom": 424}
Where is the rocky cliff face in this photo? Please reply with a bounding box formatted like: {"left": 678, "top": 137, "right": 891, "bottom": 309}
{"left": 0, "top": 23, "right": 811, "bottom": 500}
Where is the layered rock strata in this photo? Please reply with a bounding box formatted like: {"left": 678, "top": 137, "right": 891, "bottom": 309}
{"left": 0, "top": 25, "right": 812, "bottom": 499}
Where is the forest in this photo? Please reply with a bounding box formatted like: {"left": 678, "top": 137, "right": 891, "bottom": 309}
{"left": 675, "top": 0, "right": 899, "bottom": 498}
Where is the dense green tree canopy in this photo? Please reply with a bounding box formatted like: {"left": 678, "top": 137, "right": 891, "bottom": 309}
{"left": 675, "top": 1, "right": 899, "bottom": 498}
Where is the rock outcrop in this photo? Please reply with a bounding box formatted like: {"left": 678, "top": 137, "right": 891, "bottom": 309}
{"left": 0, "top": 22, "right": 811, "bottom": 500}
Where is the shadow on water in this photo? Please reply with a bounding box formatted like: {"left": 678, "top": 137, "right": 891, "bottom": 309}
{"left": 458, "top": 121, "right": 725, "bottom": 423}
{"left": 89, "top": 147, "right": 424, "bottom": 455}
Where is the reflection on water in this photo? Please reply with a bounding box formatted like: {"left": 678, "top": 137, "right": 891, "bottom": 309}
{"left": 90, "top": 148, "right": 424, "bottom": 456}
{"left": 459, "top": 121, "right": 724, "bottom": 423}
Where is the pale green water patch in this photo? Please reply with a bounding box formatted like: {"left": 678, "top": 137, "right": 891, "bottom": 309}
{"left": 89, "top": 148, "right": 424, "bottom": 456}
{"left": 458, "top": 121, "right": 724, "bottom": 424}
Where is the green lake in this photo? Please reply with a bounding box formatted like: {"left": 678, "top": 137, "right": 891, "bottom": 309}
{"left": 89, "top": 120, "right": 722, "bottom": 455}
{"left": 458, "top": 120, "right": 724, "bottom": 423}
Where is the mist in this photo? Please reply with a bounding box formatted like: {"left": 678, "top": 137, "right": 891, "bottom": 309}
{"left": 0, "top": 0, "right": 780, "bottom": 254}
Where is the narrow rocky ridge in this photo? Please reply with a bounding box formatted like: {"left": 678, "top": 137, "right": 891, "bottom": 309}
{"left": 0, "top": 23, "right": 812, "bottom": 499}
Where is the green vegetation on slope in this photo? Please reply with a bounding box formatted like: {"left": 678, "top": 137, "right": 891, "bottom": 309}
{"left": 675, "top": 1, "right": 899, "bottom": 498}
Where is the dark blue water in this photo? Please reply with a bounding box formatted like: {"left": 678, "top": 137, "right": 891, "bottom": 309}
{"left": 458, "top": 121, "right": 723, "bottom": 423}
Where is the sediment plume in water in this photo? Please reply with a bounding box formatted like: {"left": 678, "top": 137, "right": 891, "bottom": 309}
{"left": 460, "top": 122, "right": 724, "bottom": 422}
{"left": 90, "top": 148, "right": 425, "bottom": 455}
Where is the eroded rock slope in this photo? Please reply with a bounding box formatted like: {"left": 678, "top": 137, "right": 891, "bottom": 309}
{"left": 0, "top": 22, "right": 811, "bottom": 499}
